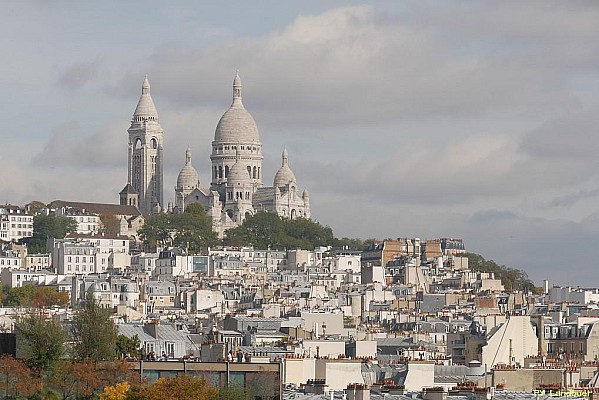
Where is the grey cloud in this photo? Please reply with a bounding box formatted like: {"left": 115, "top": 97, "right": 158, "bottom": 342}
{"left": 35, "top": 121, "right": 124, "bottom": 169}
{"left": 547, "top": 187, "right": 599, "bottom": 208}
{"left": 57, "top": 61, "right": 101, "bottom": 90}
{"left": 110, "top": 4, "right": 584, "bottom": 132}
{"left": 520, "top": 108, "right": 599, "bottom": 160}
{"left": 468, "top": 209, "right": 518, "bottom": 224}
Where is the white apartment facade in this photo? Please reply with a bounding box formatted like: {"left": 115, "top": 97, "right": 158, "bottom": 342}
{"left": 51, "top": 234, "right": 130, "bottom": 275}
{"left": 0, "top": 205, "right": 33, "bottom": 242}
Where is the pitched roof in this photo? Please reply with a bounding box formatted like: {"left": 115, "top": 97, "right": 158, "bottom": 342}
{"left": 50, "top": 200, "right": 141, "bottom": 217}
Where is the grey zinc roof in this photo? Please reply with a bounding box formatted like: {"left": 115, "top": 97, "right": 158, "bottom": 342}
{"left": 117, "top": 323, "right": 194, "bottom": 345}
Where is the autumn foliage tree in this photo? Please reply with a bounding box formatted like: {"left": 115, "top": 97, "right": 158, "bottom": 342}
{"left": 0, "top": 355, "right": 41, "bottom": 398}
{"left": 126, "top": 375, "right": 218, "bottom": 400}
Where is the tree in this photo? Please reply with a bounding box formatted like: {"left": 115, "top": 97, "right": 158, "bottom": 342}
{"left": 224, "top": 212, "right": 287, "bottom": 249}
{"left": 126, "top": 375, "right": 218, "bottom": 400}
{"left": 0, "top": 355, "right": 41, "bottom": 398}
{"left": 71, "top": 292, "right": 117, "bottom": 362}
{"left": 137, "top": 213, "right": 174, "bottom": 251}
{"left": 100, "top": 213, "right": 121, "bottom": 235}
{"left": 285, "top": 217, "right": 335, "bottom": 249}
{"left": 138, "top": 206, "right": 218, "bottom": 253}
{"left": 116, "top": 334, "right": 142, "bottom": 358}
{"left": 100, "top": 382, "right": 130, "bottom": 400}
{"left": 171, "top": 205, "right": 219, "bottom": 252}
{"left": 49, "top": 360, "right": 104, "bottom": 400}
{"left": 25, "top": 200, "right": 47, "bottom": 215}
{"left": 462, "top": 252, "right": 536, "bottom": 292}
{"left": 26, "top": 213, "right": 77, "bottom": 253}
{"left": 224, "top": 212, "right": 337, "bottom": 250}
{"left": 15, "top": 311, "right": 67, "bottom": 372}
{"left": 215, "top": 384, "right": 249, "bottom": 400}
{"left": 31, "top": 286, "right": 70, "bottom": 308}
{"left": 1, "top": 285, "right": 69, "bottom": 308}
{"left": 2, "top": 284, "right": 36, "bottom": 306}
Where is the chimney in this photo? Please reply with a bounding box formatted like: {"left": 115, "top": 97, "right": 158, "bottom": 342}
{"left": 346, "top": 383, "right": 370, "bottom": 400}
{"left": 146, "top": 320, "right": 159, "bottom": 339}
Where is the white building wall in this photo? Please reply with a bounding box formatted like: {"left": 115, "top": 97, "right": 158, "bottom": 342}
{"left": 481, "top": 315, "right": 538, "bottom": 367}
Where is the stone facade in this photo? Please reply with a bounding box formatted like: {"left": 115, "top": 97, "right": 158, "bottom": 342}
{"left": 173, "top": 72, "right": 310, "bottom": 237}
{"left": 124, "top": 75, "right": 164, "bottom": 215}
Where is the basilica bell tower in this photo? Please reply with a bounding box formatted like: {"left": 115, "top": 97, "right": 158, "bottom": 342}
{"left": 126, "top": 75, "right": 164, "bottom": 214}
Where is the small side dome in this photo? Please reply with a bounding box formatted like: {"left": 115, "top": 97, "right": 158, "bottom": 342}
{"left": 302, "top": 189, "right": 309, "bottom": 198}
{"left": 274, "top": 148, "right": 297, "bottom": 188}
{"left": 176, "top": 147, "right": 200, "bottom": 190}
{"left": 228, "top": 149, "right": 250, "bottom": 183}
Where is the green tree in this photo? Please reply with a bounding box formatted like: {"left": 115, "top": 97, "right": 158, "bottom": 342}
{"left": 224, "top": 212, "right": 287, "bottom": 249}
{"left": 224, "top": 212, "right": 338, "bottom": 250}
{"left": 71, "top": 292, "right": 117, "bottom": 363}
{"left": 26, "top": 213, "right": 77, "bottom": 253}
{"left": 15, "top": 312, "right": 67, "bottom": 372}
{"left": 138, "top": 213, "right": 175, "bottom": 251}
{"left": 116, "top": 334, "right": 142, "bottom": 358}
{"left": 2, "top": 284, "right": 36, "bottom": 307}
{"left": 285, "top": 217, "right": 335, "bottom": 249}
{"left": 138, "top": 206, "right": 218, "bottom": 253}
{"left": 25, "top": 200, "right": 47, "bottom": 215}
{"left": 462, "top": 252, "right": 536, "bottom": 292}
{"left": 215, "top": 384, "right": 249, "bottom": 400}
{"left": 171, "top": 204, "right": 219, "bottom": 253}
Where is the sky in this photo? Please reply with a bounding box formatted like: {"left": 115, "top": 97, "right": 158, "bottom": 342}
{"left": 1, "top": 1, "right": 599, "bottom": 285}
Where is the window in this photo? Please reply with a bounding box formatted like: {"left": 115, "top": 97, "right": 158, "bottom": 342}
{"left": 166, "top": 342, "right": 175, "bottom": 358}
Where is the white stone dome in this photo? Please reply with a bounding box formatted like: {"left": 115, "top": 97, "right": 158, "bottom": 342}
{"left": 274, "top": 148, "right": 297, "bottom": 187}
{"left": 214, "top": 72, "right": 260, "bottom": 143}
{"left": 228, "top": 149, "right": 250, "bottom": 183}
{"left": 176, "top": 147, "right": 200, "bottom": 189}
{"left": 133, "top": 75, "right": 159, "bottom": 119}
{"left": 228, "top": 159, "right": 249, "bottom": 182}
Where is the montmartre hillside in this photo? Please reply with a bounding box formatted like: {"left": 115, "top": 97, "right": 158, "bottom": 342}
{"left": 0, "top": 74, "right": 595, "bottom": 399}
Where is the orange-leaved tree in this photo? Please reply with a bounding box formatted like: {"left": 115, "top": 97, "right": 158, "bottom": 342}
{"left": 126, "top": 375, "right": 218, "bottom": 400}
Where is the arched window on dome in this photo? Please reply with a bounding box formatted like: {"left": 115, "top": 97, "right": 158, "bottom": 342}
{"left": 218, "top": 166, "right": 223, "bottom": 179}
{"left": 150, "top": 138, "right": 158, "bottom": 149}
{"left": 245, "top": 211, "right": 252, "bottom": 220}
{"left": 247, "top": 166, "right": 251, "bottom": 178}
{"left": 253, "top": 166, "right": 257, "bottom": 179}
{"left": 291, "top": 209, "right": 297, "bottom": 220}
{"left": 214, "top": 166, "right": 217, "bottom": 179}
{"left": 135, "top": 138, "right": 142, "bottom": 149}
{"left": 257, "top": 167, "right": 260, "bottom": 179}
{"left": 225, "top": 166, "right": 229, "bottom": 178}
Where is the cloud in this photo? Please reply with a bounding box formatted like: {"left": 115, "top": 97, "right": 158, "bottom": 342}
{"left": 57, "top": 60, "right": 101, "bottom": 90}
{"left": 114, "top": 3, "right": 592, "bottom": 134}
{"left": 3, "top": 3, "right": 599, "bottom": 286}
{"left": 520, "top": 108, "right": 599, "bottom": 160}
{"left": 35, "top": 121, "right": 123, "bottom": 169}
